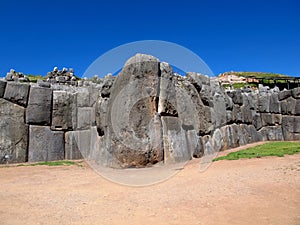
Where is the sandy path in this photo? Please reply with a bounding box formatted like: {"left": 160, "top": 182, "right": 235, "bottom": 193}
{"left": 0, "top": 146, "right": 299, "bottom": 225}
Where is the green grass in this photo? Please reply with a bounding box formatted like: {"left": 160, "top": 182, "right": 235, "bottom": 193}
{"left": 17, "top": 160, "right": 81, "bottom": 167}
{"left": 222, "top": 82, "right": 257, "bottom": 89}
{"left": 221, "top": 71, "right": 293, "bottom": 79}
{"left": 26, "top": 74, "right": 45, "bottom": 83}
{"left": 213, "top": 142, "right": 300, "bottom": 161}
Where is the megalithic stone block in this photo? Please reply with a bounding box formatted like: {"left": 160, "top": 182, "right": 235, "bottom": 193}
{"left": 4, "top": 82, "right": 30, "bottom": 107}
{"left": 51, "top": 91, "right": 74, "bottom": 130}
{"left": 28, "top": 125, "right": 64, "bottom": 162}
{"left": 0, "top": 98, "right": 28, "bottom": 163}
{"left": 26, "top": 87, "right": 52, "bottom": 125}
{"left": 0, "top": 80, "right": 7, "bottom": 98}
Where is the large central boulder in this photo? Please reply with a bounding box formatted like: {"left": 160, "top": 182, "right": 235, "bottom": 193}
{"left": 106, "top": 54, "right": 163, "bottom": 167}
{"left": 97, "top": 54, "right": 201, "bottom": 168}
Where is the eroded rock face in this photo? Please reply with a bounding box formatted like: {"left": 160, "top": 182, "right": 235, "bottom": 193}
{"left": 28, "top": 126, "right": 64, "bottom": 162}
{"left": 51, "top": 91, "right": 75, "bottom": 130}
{"left": 26, "top": 87, "right": 52, "bottom": 125}
{"left": 4, "top": 82, "right": 30, "bottom": 107}
{"left": 105, "top": 54, "right": 162, "bottom": 167}
{"left": 0, "top": 99, "right": 28, "bottom": 163}
{"left": 0, "top": 80, "right": 7, "bottom": 98}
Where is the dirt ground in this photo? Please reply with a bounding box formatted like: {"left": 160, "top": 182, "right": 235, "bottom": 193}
{"left": 0, "top": 143, "right": 300, "bottom": 225}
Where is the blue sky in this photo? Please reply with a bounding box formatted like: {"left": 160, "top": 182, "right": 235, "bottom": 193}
{"left": 0, "top": 0, "right": 299, "bottom": 77}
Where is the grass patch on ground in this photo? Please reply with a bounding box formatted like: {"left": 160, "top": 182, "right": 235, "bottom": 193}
{"left": 16, "top": 160, "right": 82, "bottom": 167}
{"left": 213, "top": 142, "right": 300, "bottom": 161}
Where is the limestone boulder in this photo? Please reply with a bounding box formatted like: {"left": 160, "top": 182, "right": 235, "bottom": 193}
{"left": 258, "top": 92, "right": 270, "bottom": 113}
{"left": 64, "top": 131, "right": 85, "bottom": 160}
{"left": 28, "top": 126, "right": 64, "bottom": 162}
{"left": 259, "top": 126, "right": 283, "bottom": 141}
{"left": 100, "top": 75, "right": 115, "bottom": 98}
{"left": 227, "top": 90, "right": 243, "bottom": 105}
{"left": 252, "top": 113, "right": 262, "bottom": 130}
{"left": 158, "top": 62, "right": 178, "bottom": 117}
{"left": 26, "top": 87, "right": 52, "bottom": 125}
{"left": 0, "top": 80, "right": 7, "bottom": 98}
{"left": 161, "top": 116, "right": 193, "bottom": 164}
{"left": 186, "top": 72, "right": 202, "bottom": 92}
{"left": 212, "top": 92, "right": 226, "bottom": 128}
{"left": 76, "top": 107, "right": 96, "bottom": 130}
{"left": 232, "top": 104, "right": 242, "bottom": 123}
{"left": 269, "top": 93, "right": 281, "bottom": 113}
{"left": 278, "top": 89, "right": 291, "bottom": 101}
{"left": 0, "top": 99, "right": 28, "bottom": 163}
{"left": 282, "top": 116, "right": 300, "bottom": 140}
{"left": 295, "top": 100, "right": 300, "bottom": 115}
{"left": 292, "top": 87, "right": 300, "bottom": 99}
{"left": 261, "top": 113, "right": 275, "bottom": 126}
{"left": 51, "top": 91, "right": 75, "bottom": 130}
{"left": 4, "top": 82, "right": 30, "bottom": 107}
{"left": 199, "top": 85, "right": 212, "bottom": 106}
{"left": 95, "top": 97, "right": 109, "bottom": 136}
{"left": 106, "top": 54, "right": 162, "bottom": 167}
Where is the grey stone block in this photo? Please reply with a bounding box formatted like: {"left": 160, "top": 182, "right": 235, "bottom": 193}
{"left": 241, "top": 106, "right": 253, "bottom": 124}
{"left": 232, "top": 104, "right": 242, "bottom": 123}
{"left": 51, "top": 91, "right": 74, "bottom": 130}
{"left": 228, "top": 90, "right": 243, "bottom": 105}
{"left": 259, "top": 126, "right": 283, "bottom": 141}
{"left": 282, "top": 116, "right": 300, "bottom": 140}
{"left": 278, "top": 89, "right": 291, "bottom": 100}
{"left": 28, "top": 125, "right": 64, "bottom": 162}
{"left": 0, "top": 99, "right": 28, "bottom": 163}
{"left": 4, "top": 82, "right": 30, "bottom": 107}
{"left": 258, "top": 93, "right": 270, "bottom": 113}
{"left": 295, "top": 100, "right": 300, "bottom": 116}
{"left": 212, "top": 93, "right": 226, "bottom": 128}
{"left": 186, "top": 72, "right": 203, "bottom": 92}
{"left": 0, "top": 80, "right": 7, "bottom": 98}
{"left": 269, "top": 93, "right": 281, "bottom": 113}
{"left": 252, "top": 113, "right": 262, "bottom": 130}
{"left": 287, "top": 97, "right": 296, "bottom": 115}
{"left": 76, "top": 107, "right": 96, "bottom": 130}
{"left": 292, "top": 87, "right": 300, "bottom": 99}
{"left": 199, "top": 84, "right": 212, "bottom": 106}
{"left": 65, "top": 131, "right": 83, "bottom": 160}
{"left": 26, "top": 87, "right": 52, "bottom": 125}
{"left": 261, "top": 113, "right": 275, "bottom": 126}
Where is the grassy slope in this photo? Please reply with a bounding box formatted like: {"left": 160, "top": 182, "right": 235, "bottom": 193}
{"left": 220, "top": 71, "right": 293, "bottom": 79}
{"left": 213, "top": 142, "right": 300, "bottom": 161}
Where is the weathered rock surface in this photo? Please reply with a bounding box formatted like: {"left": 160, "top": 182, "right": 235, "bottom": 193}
{"left": 105, "top": 54, "right": 162, "bottom": 167}
{"left": 65, "top": 131, "right": 84, "bottom": 160}
{"left": 282, "top": 116, "right": 300, "bottom": 140}
{"left": 0, "top": 99, "right": 28, "bottom": 163}
{"left": 51, "top": 91, "right": 74, "bottom": 130}
{"left": 26, "top": 87, "right": 52, "bottom": 125}
{"left": 0, "top": 80, "right": 7, "bottom": 98}
{"left": 28, "top": 126, "right": 64, "bottom": 162}
{"left": 259, "top": 126, "right": 283, "bottom": 141}
{"left": 292, "top": 87, "right": 300, "bottom": 99}
{"left": 4, "top": 82, "right": 30, "bottom": 107}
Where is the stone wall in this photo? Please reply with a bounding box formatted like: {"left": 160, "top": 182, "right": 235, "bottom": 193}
{"left": 0, "top": 54, "right": 299, "bottom": 166}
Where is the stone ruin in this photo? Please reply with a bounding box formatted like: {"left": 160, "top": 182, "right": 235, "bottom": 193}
{"left": 0, "top": 53, "right": 299, "bottom": 166}
{"left": 46, "top": 67, "right": 77, "bottom": 85}
{"left": 5, "top": 69, "right": 29, "bottom": 82}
